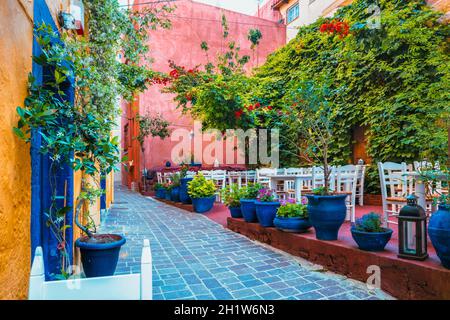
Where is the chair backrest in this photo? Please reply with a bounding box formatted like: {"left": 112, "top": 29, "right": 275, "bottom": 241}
{"left": 256, "top": 168, "right": 277, "bottom": 186}
{"left": 285, "top": 168, "right": 303, "bottom": 175}
{"left": 185, "top": 171, "right": 196, "bottom": 178}
{"left": 378, "top": 161, "right": 410, "bottom": 199}
{"left": 156, "top": 172, "right": 163, "bottom": 184}
{"left": 414, "top": 161, "right": 440, "bottom": 171}
{"left": 211, "top": 170, "right": 227, "bottom": 188}
{"left": 29, "top": 239, "right": 152, "bottom": 300}
{"left": 163, "top": 172, "right": 173, "bottom": 183}
{"left": 335, "top": 165, "right": 359, "bottom": 194}
{"left": 198, "top": 170, "right": 213, "bottom": 179}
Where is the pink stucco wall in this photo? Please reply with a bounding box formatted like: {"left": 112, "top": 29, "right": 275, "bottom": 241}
{"left": 133, "top": 0, "right": 286, "bottom": 170}
{"left": 256, "top": 0, "right": 284, "bottom": 22}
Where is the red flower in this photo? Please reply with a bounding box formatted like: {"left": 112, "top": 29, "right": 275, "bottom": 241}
{"left": 235, "top": 110, "right": 243, "bottom": 118}
{"left": 255, "top": 102, "right": 261, "bottom": 108}
{"left": 185, "top": 93, "right": 192, "bottom": 101}
{"left": 169, "top": 69, "right": 180, "bottom": 79}
{"left": 247, "top": 104, "right": 255, "bottom": 111}
{"left": 266, "top": 106, "right": 273, "bottom": 110}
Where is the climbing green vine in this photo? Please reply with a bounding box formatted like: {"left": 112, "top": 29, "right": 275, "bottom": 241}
{"left": 14, "top": 0, "right": 173, "bottom": 277}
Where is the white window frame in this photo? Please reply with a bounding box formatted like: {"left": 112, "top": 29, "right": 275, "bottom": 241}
{"left": 286, "top": 2, "right": 300, "bottom": 24}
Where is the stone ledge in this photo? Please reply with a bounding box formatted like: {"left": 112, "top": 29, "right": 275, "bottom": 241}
{"left": 227, "top": 217, "right": 450, "bottom": 300}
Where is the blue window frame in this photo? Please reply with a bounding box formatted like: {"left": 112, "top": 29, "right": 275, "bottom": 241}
{"left": 286, "top": 2, "right": 299, "bottom": 24}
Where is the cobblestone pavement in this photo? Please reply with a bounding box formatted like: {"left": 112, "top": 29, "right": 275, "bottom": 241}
{"left": 100, "top": 186, "right": 392, "bottom": 300}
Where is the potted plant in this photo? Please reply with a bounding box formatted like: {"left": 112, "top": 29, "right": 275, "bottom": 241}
{"left": 285, "top": 81, "right": 347, "bottom": 240}
{"left": 163, "top": 181, "right": 173, "bottom": 200}
{"left": 179, "top": 164, "right": 193, "bottom": 204}
{"left": 255, "top": 188, "right": 280, "bottom": 227}
{"left": 351, "top": 212, "right": 393, "bottom": 251}
{"left": 421, "top": 168, "right": 450, "bottom": 269}
{"left": 170, "top": 173, "right": 181, "bottom": 202}
{"left": 221, "top": 184, "right": 244, "bottom": 218}
{"left": 188, "top": 173, "right": 217, "bottom": 213}
{"left": 240, "top": 183, "right": 263, "bottom": 222}
{"left": 74, "top": 182, "right": 126, "bottom": 278}
{"left": 274, "top": 198, "right": 312, "bottom": 233}
{"left": 154, "top": 183, "right": 166, "bottom": 199}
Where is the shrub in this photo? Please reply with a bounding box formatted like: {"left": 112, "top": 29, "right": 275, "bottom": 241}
{"left": 171, "top": 173, "right": 181, "bottom": 187}
{"left": 187, "top": 173, "right": 217, "bottom": 198}
{"left": 154, "top": 183, "right": 164, "bottom": 190}
{"left": 354, "top": 212, "right": 385, "bottom": 233}
{"left": 221, "top": 184, "right": 244, "bottom": 207}
{"left": 277, "top": 201, "right": 308, "bottom": 218}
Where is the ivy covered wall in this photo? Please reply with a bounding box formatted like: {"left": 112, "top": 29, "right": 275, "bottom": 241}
{"left": 251, "top": 0, "right": 449, "bottom": 169}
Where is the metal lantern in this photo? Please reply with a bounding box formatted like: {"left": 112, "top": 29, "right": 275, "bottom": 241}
{"left": 398, "top": 194, "right": 428, "bottom": 261}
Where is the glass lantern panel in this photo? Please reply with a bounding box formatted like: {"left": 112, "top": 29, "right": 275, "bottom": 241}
{"left": 421, "top": 221, "right": 426, "bottom": 253}
{"left": 403, "top": 221, "right": 417, "bottom": 254}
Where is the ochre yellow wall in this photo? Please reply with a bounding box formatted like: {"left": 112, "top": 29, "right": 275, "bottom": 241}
{"left": 0, "top": 0, "right": 72, "bottom": 300}
{"left": 0, "top": 0, "right": 33, "bottom": 300}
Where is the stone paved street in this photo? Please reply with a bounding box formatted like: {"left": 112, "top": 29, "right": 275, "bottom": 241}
{"left": 100, "top": 186, "right": 392, "bottom": 300}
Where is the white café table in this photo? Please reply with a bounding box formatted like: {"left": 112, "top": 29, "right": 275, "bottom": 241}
{"left": 266, "top": 174, "right": 315, "bottom": 201}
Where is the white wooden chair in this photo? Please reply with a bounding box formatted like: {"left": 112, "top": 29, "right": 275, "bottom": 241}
{"left": 284, "top": 168, "right": 303, "bottom": 199}
{"left": 227, "top": 171, "right": 244, "bottom": 188}
{"left": 335, "top": 165, "right": 360, "bottom": 222}
{"left": 163, "top": 172, "right": 173, "bottom": 183}
{"left": 198, "top": 170, "right": 213, "bottom": 180}
{"left": 185, "top": 171, "right": 196, "bottom": 178}
{"left": 29, "top": 239, "right": 152, "bottom": 300}
{"left": 256, "top": 168, "right": 277, "bottom": 188}
{"left": 156, "top": 172, "right": 163, "bottom": 184}
{"left": 355, "top": 165, "right": 366, "bottom": 206}
{"left": 243, "top": 170, "right": 256, "bottom": 187}
{"left": 378, "top": 162, "right": 412, "bottom": 227}
{"left": 211, "top": 170, "right": 227, "bottom": 202}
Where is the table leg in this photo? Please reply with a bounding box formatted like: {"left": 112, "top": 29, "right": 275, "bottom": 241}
{"left": 295, "top": 178, "right": 301, "bottom": 203}
{"left": 415, "top": 181, "right": 426, "bottom": 209}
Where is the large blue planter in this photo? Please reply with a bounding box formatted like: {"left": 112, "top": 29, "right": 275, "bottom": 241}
{"left": 429, "top": 205, "right": 450, "bottom": 269}
{"left": 351, "top": 227, "right": 393, "bottom": 251}
{"left": 165, "top": 189, "right": 172, "bottom": 200}
{"left": 255, "top": 201, "right": 280, "bottom": 227}
{"left": 306, "top": 194, "right": 347, "bottom": 241}
{"left": 155, "top": 188, "right": 165, "bottom": 199}
{"left": 240, "top": 199, "right": 257, "bottom": 222}
{"left": 180, "top": 178, "right": 193, "bottom": 204}
{"left": 171, "top": 186, "right": 180, "bottom": 202}
{"left": 274, "top": 217, "right": 312, "bottom": 233}
{"left": 229, "top": 206, "right": 243, "bottom": 218}
{"left": 75, "top": 234, "right": 126, "bottom": 278}
{"left": 192, "top": 196, "right": 215, "bottom": 213}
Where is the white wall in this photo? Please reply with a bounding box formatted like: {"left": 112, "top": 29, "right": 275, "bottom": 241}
{"left": 282, "top": 0, "right": 337, "bottom": 41}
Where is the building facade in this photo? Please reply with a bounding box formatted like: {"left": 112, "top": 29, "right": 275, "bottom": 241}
{"left": 259, "top": 0, "right": 450, "bottom": 42}
{"left": 0, "top": 0, "right": 114, "bottom": 299}
{"left": 122, "top": 0, "right": 286, "bottom": 189}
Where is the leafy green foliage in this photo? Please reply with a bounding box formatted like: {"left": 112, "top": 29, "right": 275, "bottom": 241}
{"left": 221, "top": 184, "right": 244, "bottom": 207}
{"left": 252, "top": 0, "right": 449, "bottom": 171}
{"left": 187, "top": 173, "right": 217, "bottom": 198}
{"left": 354, "top": 212, "right": 385, "bottom": 232}
{"left": 277, "top": 203, "right": 308, "bottom": 218}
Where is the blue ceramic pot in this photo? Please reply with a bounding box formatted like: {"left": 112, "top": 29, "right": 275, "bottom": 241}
{"left": 274, "top": 216, "right": 312, "bottom": 233}
{"left": 255, "top": 201, "right": 280, "bottom": 227}
{"left": 229, "top": 206, "right": 243, "bottom": 218}
{"left": 165, "top": 189, "right": 172, "bottom": 200}
{"left": 180, "top": 178, "right": 193, "bottom": 204}
{"left": 429, "top": 205, "right": 450, "bottom": 269}
{"left": 157, "top": 188, "right": 167, "bottom": 199}
{"left": 171, "top": 186, "right": 180, "bottom": 202}
{"left": 351, "top": 227, "right": 393, "bottom": 251}
{"left": 192, "top": 196, "right": 215, "bottom": 213}
{"left": 75, "top": 234, "right": 126, "bottom": 278}
{"left": 305, "top": 194, "right": 347, "bottom": 241}
{"left": 240, "top": 199, "right": 257, "bottom": 222}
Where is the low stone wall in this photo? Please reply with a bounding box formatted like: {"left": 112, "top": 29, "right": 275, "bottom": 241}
{"left": 228, "top": 217, "right": 450, "bottom": 300}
